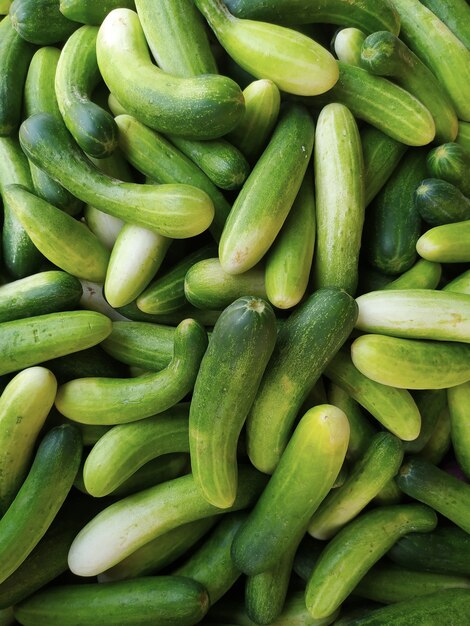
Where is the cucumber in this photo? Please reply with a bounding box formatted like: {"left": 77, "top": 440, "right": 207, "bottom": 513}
{"left": 381, "top": 259, "right": 442, "bottom": 291}
{"left": 19, "top": 113, "right": 215, "bottom": 238}
{"left": 360, "top": 31, "right": 458, "bottom": 143}
{"left": 364, "top": 150, "right": 426, "bottom": 275}
{"left": 313, "top": 103, "right": 364, "bottom": 293}
{"left": 265, "top": 174, "right": 316, "bottom": 309}
{"left": 334, "top": 28, "right": 366, "bottom": 66}
{"left": 0, "top": 425, "right": 81, "bottom": 584}
{"left": 404, "top": 389, "right": 447, "bottom": 454}
{"left": 415, "top": 178, "right": 470, "bottom": 226}
{"left": 356, "top": 289, "right": 470, "bottom": 342}
{"left": 417, "top": 219, "right": 470, "bottom": 263}
{"left": 219, "top": 104, "right": 314, "bottom": 275}
{"left": 0, "top": 271, "right": 82, "bottom": 323}
{"left": 59, "top": 0, "right": 135, "bottom": 25}
{"left": 14, "top": 577, "right": 210, "bottom": 626}
{"left": 308, "top": 433, "right": 403, "bottom": 540}
{"left": 195, "top": 0, "right": 338, "bottom": 96}
{"left": 448, "top": 382, "right": 470, "bottom": 478}
{"left": 304, "top": 504, "right": 438, "bottom": 620}
{"left": 324, "top": 348, "right": 421, "bottom": 441}
{"left": 67, "top": 466, "right": 266, "bottom": 577}
{"left": 427, "top": 142, "right": 470, "bottom": 197}
{"left": 55, "top": 25, "right": 118, "bottom": 158}
{"left": 392, "top": 0, "right": 470, "bottom": 122}
{"left": 0, "top": 16, "right": 34, "bottom": 136}
{"left": 190, "top": 297, "right": 276, "bottom": 508}
{"left": 55, "top": 319, "right": 207, "bottom": 424}
{"left": 97, "top": 9, "right": 243, "bottom": 139}
{"left": 0, "top": 0, "right": 11, "bottom": 13}
{"left": 308, "top": 62, "right": 435, "bottom": 146}
{"left": 444, "top": 269, "right": 470, "bottom": 294}
{"left": 0, "top": 311, "right": 112, "bottom": 376}
{"left": 9, "top": 0, "right": 79, "bottom": 43}
{"left": 227, "top": 79, "right": 281, "bottom": 164}
{"left": 419, "top": 0, "right": 470, "bottom": 50}
{"left": 83, "top": 406, "right": 190, "bottom": 497}
{"left": 247, "top": 288, "right": 357, "bottom": 474}
{"left": 233, "top": 405, "right": 350, "bottom": 575}
{"left": 5, "top": 184, "right": 110, "bottom": 283}
{"left": 185, "top": 259, "right": 267, "bottom": 310}
{"left": 108, "top": 454, "right": 189, "bottom": 498}
{"left": 44, "top": 345, "right": 126, "bottom": 383}
{"left": 0, "top": 367, "right": 57, "bottom": 513}
{"left": 418, "top": 406, "right": 452, "bottom": 465}
{"left": 457, "top": 121, "right": 470, "bottom": 152}
{"left": 118, "top": 301, "right": 221, "bottom": 327}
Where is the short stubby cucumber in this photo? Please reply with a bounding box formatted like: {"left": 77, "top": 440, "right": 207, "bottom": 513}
{"left": 448, "top": 382, "right": 470, "bottom": 478}
{"left": 334, "top": 28, "right": 367, "bottom": 67}
{"left": 426, "top": 142, "right": 470, "bottom": 197}
{"left": 415, "top": 178, "right": 470, "bottom": 226}
{"left": 417, "top": 220, "right": 470, "bottom": 263}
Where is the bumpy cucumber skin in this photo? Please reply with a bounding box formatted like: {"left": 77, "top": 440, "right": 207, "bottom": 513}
{"left": 448, "top": 382, "right": 470, "bottom": 478}
{"left": 415, "top": 178, "right": 470, "bottom": 226}
{"left": 190, "top": 297, "right": 277, "bottom": 508}
{"left": 9, "top": 0, "right": 79, "bottom": 44}
{"left": 427, "top": 142, "right": 470, "bottom": 197}
{"left": 59, "top": 0, "right": 136, "bottom": 25}
{"left": 417, "top": 219, "right": 470, "bottom": 263}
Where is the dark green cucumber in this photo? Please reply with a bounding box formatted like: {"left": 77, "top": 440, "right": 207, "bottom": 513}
{"left": 364, "top": 150, "right": 426, "bottom": 275}
{"left": 415, "top": 178, "right": 470, "bottom": 226}
{"left": 360, "top": 31, "right": 458, "bottom": 143}
{"left": 418, "top": 406, "right": 452, "bottom": 465}
{"left": 246, "top": 288, "right": 357, "bottom": 474}
{"left": 190, "top": 297, "right": 277, "bottom": 508}
{"left": 0, "top": 16, "right": 35, "bottom": 136}
{"left": 43, "top": 345, "right": 126, "bottom": 384}
{"left": 417, "top": 219, "right": 470, "bottom": 263}
{"left": 419, "top": 0, "right": 470, "bottom": 51}
{"left": 9, "top": 0, "right": 79, "bottom": 44}
{"left": 427, "top": 142, "right": 470, "bottom": 196}
{"left": 448, "top": 382, "right": 470, "bottom": 478}
{"left": 397, "top": 458, "right": 470, "bottom": 533}
{"left": 15, "top": 577, "right": 210, "bottom": 626}
{"left": 0, "top": 425, "right": 82, "bottom": 584}
{"left": 0, "top": 271, "right": 82, "bottom": 323}
{"left": 382, "top": 259, "right": 442, "bottom": 291}
{"left": 60, "top": 0, "right": 136, "bottom": 25}
{"left": 55, "top": 25, "right": 118, "bottom": 158}
{"left": 118, "top": 301, "right": 221, "bottom": 327}
{"left": 404, "top": 389, "right": 447, "bottom": 454}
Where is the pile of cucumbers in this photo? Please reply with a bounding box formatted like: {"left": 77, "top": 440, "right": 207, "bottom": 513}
{"left": 2, "top": 0, "right": 470, "bottom": 624}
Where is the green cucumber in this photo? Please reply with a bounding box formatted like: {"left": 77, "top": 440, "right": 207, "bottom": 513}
{"left": 265, "top": 174, "right": 316, "bottom": 309}
{"left": 360, "top": 31, "right": 458, "bottom": 143}
{"left": 9, "top": 0, "right": 79, "bottom": 43}
{"left": 418, "top": 406, "right": 452, "bottom": 465}
{"left": 308, "top": 433, "right": 404, "bottom": 540}
{"left": 313, "top": 103, "right": 364, "bottom": 293}
{"left": 415, "top": 178, "right": 470, "bottom": 226}
{"left": 5, "top": 184, "right": 110, "bottom": 283}
{"left": 67, "top": 466, "right": 266, "bottom": 577}
{"left": 361, "top": 126, "right": 407, "bottom": 207}
{"left": 44, "top": 345, "right": 126, "bottom": 383}
{"left": 417, "top": 219, "right": 470, "bottom": 263}
{"left": 419, "top": 0, "right": 470, "bottom": 50}
{"left": 0, "top": 16, "right": 35, "bottom": 136}
{"left": 19, "top": 113, "right": 215, "bottom": 238}
{"left": 0, "top": 367, "right": 57, "bottom": 513}
{"left": 118, "top": 301, "right": 221, "bottom": 327}
{"left": 185, "top": 259, "right": 267, "bottom": 310}
{"left": 55, "top": 25, "right": 118, "bottom": 158}
{"left": 397, "top": 458, "right": 470, "bottom": 534}
{"left": 0, "top": 0, "right": 11, "bottom": 13}
{"left": 448, "top": 382, "right": 470, "bottom": 478}
{"left": 381, "top": 259, "right": 442, "bottom": 291}
{"left": 55, "top": 318, "right": 207, "bottom": 424}
{"left": 374, "top": 480, "right": 402, "bottom": 506}
{"left": 233, "top": 405, "right": 349, "bottom": 575}
{"left": 457, "top": 121, "right": 470, "bottom": 152}
{"left": 0, "top": 271, "right": 82, "bottom": 323}
{"left": 324, "top": 348, "right": 421, "bottom": 441}
{"left": 15, "top": 577, "right": 209, "bottom": 626}
{"left": 190, "top": 297, "right": 276, "bottom": 508}
{"left": 0, "top": 425, "right": 81, "bottom": 584}
{"left": 227, "top": 79, "right": 281, "bottom": 164}
{"left": 427, "top": 142, "right": 470, "bottom": 196}
{"left": 219, "top": 104, "right": 314, "bottom": 275}
{"left": 444, "top": 269, "right": 470, "bottom": 294}
{"left": 404, "top": 389, "right": 447, "bottom": 454}
{"left": 109, "top": 454, "right": 189, "bottom": 498}
{"left": 195, "top": 0, "right": 338, "bottom": 96}
{"left": 59, "top": 0, "right": 135, "bottom": 25}
{"left": 333, "top": 28, "right": 366, "bottom": 66}
{"left": 247, "top": 288, "right": 357, "bottom": 474}
{"left": 0, "top": 311, "right": 112, "bottom": 376}
{"left": 308, "top": 62, "right": 435, "bottom": 146}
{"left": 83, "top": 406, "right": 190, "bottom": 496}
{"left": 305, "top": 504, "right": 438, "bottom": 620}
{"left": 223, "top": 0, "right": 399, "bottom": 34}
{"left": 356, "top": 289, "right": 470, "bottom": 342}
{"left": 97, "top": 9, "right": 243, "bottom": 139}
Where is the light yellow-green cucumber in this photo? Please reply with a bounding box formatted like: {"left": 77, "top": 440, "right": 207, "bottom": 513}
{"left": 417, "top": 220, "right": 470, "bottom": 263}
{"left": 447, "top": 382, "right": 470, "bottom": 478}
{"left": 444, "top": 269, "right": 470, "bottom": 295}
{"left": 381, "top": 260, "right": 442, "bottom": 291}
{"left": 334, "top": 28, "right": 367, "bottom": 66}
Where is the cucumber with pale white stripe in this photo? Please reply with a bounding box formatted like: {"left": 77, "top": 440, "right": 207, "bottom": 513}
{"left": 447, "top": 382, "right": 470, "bottom": 478}
{"left": 417, "top": 220, "right": 470, "bottom": 263}
{"left": 427, "top": 142, "right": 470, "bottom": 197}
{"left": 419, "top": 0, "right": 470, "bottom": 50}
{"left": 415, "top": 178, "right": 470, "bottom": 226}
{"left": 381, "top": 260, "right": 441, "bottom": 291}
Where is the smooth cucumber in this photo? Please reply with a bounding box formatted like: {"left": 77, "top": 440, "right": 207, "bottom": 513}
{"left": 404, "top": 389, "right": 447, "bottom": 454}
{"left": 417, "top": 219, "right": 470, "bottom": 263}
{"left": 419, "top": 0, "right": 470, "bottom": 50}
{"left": 334, "top": 28, "right": 367, "bottom": 67}
{"left": 427, "top": 142, "right": 470, "bottom": 196}
{"left": 457, "top": 121, "right": 470, "bottom": 152}
{"left": 444, "top": 269, "right": 470, "bottom": 294}
{"left": 418, "top": 406, "right": 452, "bottom": 465}
{"left": 117, "top": 301, "right": 221, "bottom": 327}
{"left": 448, "top": 382, "right": 470, "bottom": 478}
{"left": 59, "top": 0, "right": 136, "bottom": 25}
{"left": 44, "top": 345, "right": 126, "bottom": 383}
{"left": 381, "top": 259, "right": 442, "bottom": 291}
{"left": 415, "top": 178, "right": 470, "bottom": 226}
{"left": 9, "top": 0, "right": 79, "bottom": 43}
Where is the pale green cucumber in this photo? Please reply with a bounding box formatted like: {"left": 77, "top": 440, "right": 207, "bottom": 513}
{"left": 67, "top": 466, "right": 266, "bottom": 577}
{"left": 313, "top": 102, "right": 364, "bottom": 294}
{"left": 308, "top": 433, "right": 403, "bottom": 540}
{"left": 404, "top": 389, "right": 447, "bottom": 454}
{"left": 419, "top": 406, "right": 452, "bottom": 465}
{"left": 444, "top": 269, "right": 470, "bottom": 295}
{"left": 219, "top": 104, "right": 314, "bottom": 275}
{"left": 265, "top": 174, "right": 316, "bottom": 309}
{"left": 305, "top": 504, "right": 438, "bottom": 620}
{"left": 334, "top": 28, "right": 366, "bottom": 66}
{"left": 447, "top": 382, "right": 470, "bottom": 478}
{"left": 381, "top": 259, "right": 442, "bottom": 290}
{"left": 356, "top": 289, "right": 470, "bottom": 342}
{"left": 417, "top": 219, "right": 470, "bottom": 263}
{"left": 55, "top": 319, "right": 207, "bottom": 424}
{"left": 324, "top": 349, "right": 421, "bottom": 441}
{"left": 351, "top": 334, "right": 470, "bottom": 389}
{"left": 415, "top": 1, "right": 470, "bottom": 50}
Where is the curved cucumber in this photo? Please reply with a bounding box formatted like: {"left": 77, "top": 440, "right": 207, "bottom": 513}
{"left": 9, "top": 0, "right": 79, "bottom": 44}
{"left": 233, "top": 405, "right": 349, "bottom": 576}
{"left": 415, "top": 178, "right": 470, "bottom": 226}
{"left": 305, "top": 504, "right": 438, "bottom": 620}
{"left": 67, "top": 466, "right": 266, "bottom": 577}
{"left": 427, "top": 142, "right": 470, "bottom": 197}
{"left": 0, "top": 311, "right": 112, "bottom": 376}
{"left": 0, "top": 425, "right": 82, "bottom": 585}
{"left": 55, "top": 25, "right": 118, "bottom": 158}
{"left": 59, "top": 0, "right": 136, "bottom": 25}
{"left": 417, "top": 219, "right": 470, "bottom": 263}
{"left": 448, "top": 382, "right": 470, "bottom": 478}
{"left": 382, "top": 259, "right": 442, "bottom": 291}
{"left": 313, "top": 103, "right": 364, "bottom": 293}
{"left": 420, "top": 0, "right": 470, "bottom": 50}
{"left": 55, "top": 319, "right": 207, "bottom": 424}
{"left": 19, "top": 113, "right": 215, "bottom": 238}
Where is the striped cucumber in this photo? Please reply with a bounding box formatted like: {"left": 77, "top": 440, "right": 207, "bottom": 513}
{"left": 59, "top": 0, "right": 136, "bottom": 25}
{"left": 427, "top": 142, "right": 470, "bottom": 196}
{"left": 415, "top": 179, "right": 470, "bottom": 226}
{"left": 381, "top": 259, "right": 442, "bottom": 291}
{"left": 419, "top": 0, "right": 470, "bottom": 52}
{"left": 448, "top": 382, "right": 470, "bottom": 478}
{"left": 417, "top": 219, "right": 470, "bottom": 263}
{"left": 9, "top": 0, "right": 79, "bottom": 44}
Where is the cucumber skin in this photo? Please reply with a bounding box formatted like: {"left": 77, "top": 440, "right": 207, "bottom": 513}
{"left": 419, "top": 0, "right": 470, "bottom": 52}
{"left": 382, "top": 259, "right": 441, "bottom": 291}
{"left": 59, "top": 0, "right": 136, "bottom": 25}
{"left": 415, "top": 179, "right": 470, "bottom": 226}
{"left": 426, "top": 142, "right": 470, "bottom": 197}
{"left": 417, "top": 219, "right": 470, "bottom": 263}
{"left": 9, "top": 0, "right": 79, "bottom": 44}
{"left": 448, "top": 382, "right": 470, "bottom": 478}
